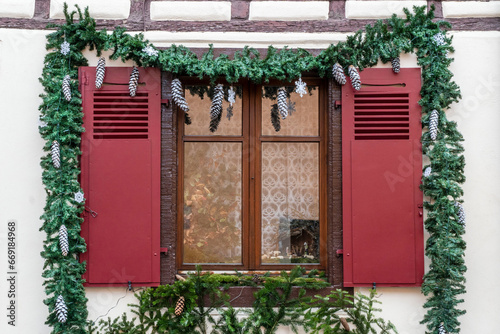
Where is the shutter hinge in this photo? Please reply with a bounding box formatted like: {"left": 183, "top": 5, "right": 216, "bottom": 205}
{"left": 161, "top": 99, "right": 169, "bottom": 107}
{"left": 336, "top": 249, "right": 343, "bottom": 257}
{"left": 334, "top": 100, "right": 342, "bottom": 109}
{"left": 83, "top": 72, "right": 89, "bottom": 86}
{"left": 160, "top": 247, "right": 169, "bottom": 255}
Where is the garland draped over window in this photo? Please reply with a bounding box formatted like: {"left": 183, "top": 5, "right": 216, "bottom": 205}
{"left": 39, "top": 4, "right": 465, "bottom": 333}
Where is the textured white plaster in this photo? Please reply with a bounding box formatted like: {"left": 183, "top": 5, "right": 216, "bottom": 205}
{"left": 50, "top": 0, "right": 130, "bottom": 20}
{"left": 249, "top": 1, "right": 329, "bottom": 21}
{"left": 443, "top": 1, "right": 500, "bottom": 18}
{"left": 346, "top": 1, "right": 427, "bottom": 19}
{"left": 144, "top": 31, "right": 347, "bottom": 49}
{"left": 151, "top": 1, "right": 231, "bottom": 21}
{"left": 0, "top": 0, "right": 35, "bottom": 18}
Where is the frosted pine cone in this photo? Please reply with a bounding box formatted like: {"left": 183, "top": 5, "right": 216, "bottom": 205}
{"left": 429, "top": 109, "right": 439, "bottom": 141}
{"left": 332, "top": 63, "right": 346, "bottom": 85}
{"left": 95, "top": 57, "right": 106, "bottom": 89}
{"left": 277, "top": 87, "right": 288, "bottom": 120}
{"left": 171, "top": 79, "right": 190, "bottom": 112}
{"left": 59, "top": 225, "right": 69, "bottom": 256}
{"left": 55, "top": 295, "right": 68, "bottom": 323}
{"left": 51, "top": 140, "right": 61, "bottom": 169}
{"left": 129, "top": 67, "right": 139, "bottom": 97}
{"left": 209, "top": 84, "right": 224, "bottom": 132}
{"left": 455, "top": 202, "right": 466, "bottom": 226}
{"left": 348, "top": 66, "right": 361, "bottom": 91}
{"left": 391, "top": 57, "right": 400, "bottom": 73}
{"left": 62, "top": 75, "right": 71, "bottom": 101}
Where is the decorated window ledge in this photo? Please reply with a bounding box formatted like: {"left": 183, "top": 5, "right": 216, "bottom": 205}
{"left": 39, "top": 4, "right": 465, "bottom": 334}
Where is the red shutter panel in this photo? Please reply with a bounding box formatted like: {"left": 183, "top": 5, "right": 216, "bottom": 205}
{"left": 342, "top": 68, "right": 424, "bottom": 287}
{"left": 79, "top": 67, "right": 161, "bottom": 286}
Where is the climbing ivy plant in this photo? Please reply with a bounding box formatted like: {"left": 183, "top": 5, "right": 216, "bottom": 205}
{"left": 39, "top": 4, "right": 465, "bottom": 333}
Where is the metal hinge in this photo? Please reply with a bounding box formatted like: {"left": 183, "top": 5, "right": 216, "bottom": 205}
{"left": 334, "top": 100, "right": 342, "bottom": 109}
{"left": 336, "top": 249, "right": 343, "bottom": 257}
{"left": 161, "top": 99, "right": 169, "bottom": 107}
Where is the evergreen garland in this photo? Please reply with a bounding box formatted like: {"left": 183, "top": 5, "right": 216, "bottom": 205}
{"left": 39, "top": 4, "right": 465, "bottom": 333}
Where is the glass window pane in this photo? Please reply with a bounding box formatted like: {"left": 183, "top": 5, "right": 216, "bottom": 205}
{"left": 261, "top": 143, "right": 320, "bottom": 264}
{"left": 184, "top": 85, "right": 243, "bottom": 136}
{"left": 262, "top": 86, "right": 319, "bottom": 136}
{"left": 183, "top": 142, "right": 242, "bottom": 264}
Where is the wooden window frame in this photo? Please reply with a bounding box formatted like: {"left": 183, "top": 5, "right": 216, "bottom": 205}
{"left": 160, "top": 72, "right": 343, "bottom": 288}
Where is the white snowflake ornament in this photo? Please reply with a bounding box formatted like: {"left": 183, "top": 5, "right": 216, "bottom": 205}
{"left": 228, "top": 87, "right": 236, "bottom": 106}
{"left": 433, "top": 33, "right": 446, "bottom": 46}
{"left": 142, "top": 45, "right": 159, "bottom": 57}
{"left": 60, "top": 41, "right": 70, "bottom": 56}
{"left": 74, "top": 191, "right": 84, "bottom": 203}
{"left": 295, "top": 77, "right": 307, "bottom": 98}
{"left": 423, "top": 166, "right": 432, "bottom": 177}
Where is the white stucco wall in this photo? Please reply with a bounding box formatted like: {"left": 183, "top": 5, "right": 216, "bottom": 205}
{"left": 0, "top": 22, "right": 498, "bottom": 334}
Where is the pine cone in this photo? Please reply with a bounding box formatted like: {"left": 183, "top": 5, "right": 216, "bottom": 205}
{"left": 51, "top": 140, "right": 61, "bottom": 169}
{"left": 184, "top": 112, "right": 192, "bottom": 125}
{"left": 423, "top": 166, "right": 432, "bottom": 177}
{"left": 332, "top": 63, "right": 346, "bottom": 85}
{"left": 438, "top": 324, "right": 447, "bottom": 334}
{"left": 59, "top": 225, "right": 69, "bottom": 256}
{"left": 252, "top": 274, "right": 262, "bottom": 285}
{"left": 129, "top": 67, "right": 139, "bottom": 97}
{"left": 62, "top": 75, "right": 71, "bottom": 101}
{"left": 226, "top": 105, "right": 234, "bottom": 121}
{"left": 429, "top": 109, "right": 439, "bottom": 141}
{"left": 270, "top": 103, "right": 281, "bottom": 132}
{"left": 455, "top": 202, "right": 466, "bottom": 226}
{"left": 55, "top": 295, "right": 68, "bottom": 323}
{"left": 391, "top": 57, "right": 400, "bottom": 73}
{"left": 95, "top": 57, "right": 106, "bottom": 89}
{"left": 171, "top": 79, "right": 190, "bottom": 112}
{"left": 209, "top": 84, "right": 224, "bottom": 132}
{"left": 348, "top": 65, "right": 361, "bottom": 91}
{"left": 175, "top": 296, "right": 185, "bottom": 316}
{"left": 339, "top": 317, "right": 350, "bottom": 331}
{"left": 277, "top": 87, "right": 288, "bottom": 120}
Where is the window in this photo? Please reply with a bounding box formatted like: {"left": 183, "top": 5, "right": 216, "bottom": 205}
{"left": 177, "top": 79, "right": 327, "bottom": 271}
{"left": 79, "top": 66, "right": 423, "bottom": 288}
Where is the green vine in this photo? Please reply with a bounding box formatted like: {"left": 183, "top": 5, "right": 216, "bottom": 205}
{"left": 39, "top": 4, "right": 465, "bottom": 333}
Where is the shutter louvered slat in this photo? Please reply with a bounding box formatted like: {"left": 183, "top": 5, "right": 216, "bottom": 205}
{"left": 353, "top": 92, "right": 410, "bottom": 140}
{"left": 92, "top": 91, "right": 150, "bottom": 139}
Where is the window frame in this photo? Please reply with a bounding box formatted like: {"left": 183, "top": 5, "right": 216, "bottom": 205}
{"left": 175, "top": 77, "right": 329, "bottom": 272}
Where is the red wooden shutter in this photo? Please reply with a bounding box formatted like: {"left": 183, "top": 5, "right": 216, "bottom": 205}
{"left": 342, "top": 68, "right": 424, "bottom": 287}
{"left": 79, "top": 67, "right": 161, "bottom": 286}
